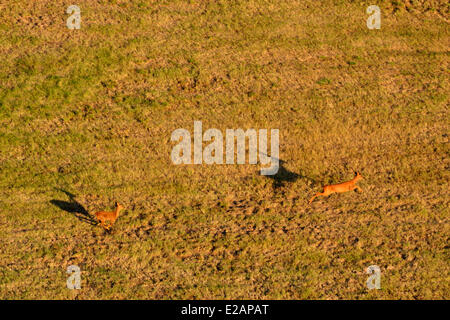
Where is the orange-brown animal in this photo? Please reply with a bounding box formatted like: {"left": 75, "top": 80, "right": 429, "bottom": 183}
{"left": 309, "top": 172, "right": 363, "bottom": 204}
{"left": 93, "top": 202, "right": 124, "bottom": 230}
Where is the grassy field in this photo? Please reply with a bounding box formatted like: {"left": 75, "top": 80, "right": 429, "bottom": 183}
{"left": 0, "top": 0, "right": 448, "bottom": 299}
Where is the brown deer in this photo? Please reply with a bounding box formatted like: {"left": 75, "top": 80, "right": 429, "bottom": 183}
{"left": 309, "top": 172, "right": 363, "bottom": 204}
{"left": 93, "top": 202, "right": 124, "bottom": 230}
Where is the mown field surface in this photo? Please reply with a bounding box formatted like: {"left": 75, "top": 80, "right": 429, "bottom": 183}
{"left": 0, "top": 0, "right": 448, "bottom": 299}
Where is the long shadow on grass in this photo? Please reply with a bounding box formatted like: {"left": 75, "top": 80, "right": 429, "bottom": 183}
{"left": 50, "top": 189, "right": 98, "bottom": 226}
{"left": 263, "top": 158, "right": 315, "bottom": 190}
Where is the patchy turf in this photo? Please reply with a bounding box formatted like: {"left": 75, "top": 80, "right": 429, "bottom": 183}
{"left": 0, "top": 0, "right": 448, "bottom": 299}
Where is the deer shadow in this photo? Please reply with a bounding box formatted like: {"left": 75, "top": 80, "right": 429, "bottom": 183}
{"left": 263, "top": 158, "right": 316, "bottom": 190}
{"left": 50, "top": 189, "right": 98, "bottom": 226}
